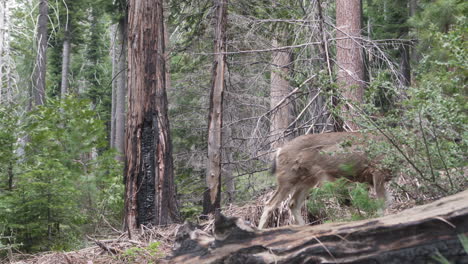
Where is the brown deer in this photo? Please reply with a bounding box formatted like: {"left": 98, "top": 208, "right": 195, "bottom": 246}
{"left": 258, "top": 132, "right": 391, "bottom": 229}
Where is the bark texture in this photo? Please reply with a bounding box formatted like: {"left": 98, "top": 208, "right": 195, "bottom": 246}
{"left": 115, "top": 18, "right": 127, "bottom": 160}
{"left": 125, "top": 0, "right": 179, "bottom": 230}
{"left": 60, "top": 25, "right": 71, "bottom": 98}
{"left": 203, "top": 0, "right": 228, "bottom": 215}
{"left": 32, "top": 0, "right": 48, "bottom": 105}
{"left": 336, "top": 0, "right": 364, "bottom": 131}
{"left": 270, "top": 37, "right": 292, "bottom": 150}
{"left": 169, "top": 190, "right": 468, "bottom": 264}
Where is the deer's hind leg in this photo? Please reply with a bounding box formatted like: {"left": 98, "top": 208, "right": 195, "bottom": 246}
{"left": 258, "top": 182, "right": 293, "bottom": 229}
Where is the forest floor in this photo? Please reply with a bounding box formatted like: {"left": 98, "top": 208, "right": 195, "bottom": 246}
{"left": 6, "top": 188, "right": 419, "bottom": 264}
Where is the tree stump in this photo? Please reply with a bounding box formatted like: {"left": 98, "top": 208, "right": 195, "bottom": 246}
{"left": 167, "top": 190, "right": 468, "bottom": 263}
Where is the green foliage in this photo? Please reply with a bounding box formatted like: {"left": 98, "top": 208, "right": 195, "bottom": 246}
{"left": 0, "top": 98, "right": 123, "bottom": 252}
{"left": 120, "top": 241, "right": 162, "bottom": 262}
{"left": 307, "top": 179, "right": 383, "bottom": 222}
{"left": 361, "top": 18, "right": 467, "bottom": 201}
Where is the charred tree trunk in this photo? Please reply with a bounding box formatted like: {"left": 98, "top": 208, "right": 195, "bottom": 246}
{"left": 203, "top": 0, "right": 228, "bottom": 215}
{"left": 32, "top": 0, "right": 48, "bottom": 106}
{"left": 270, "top": 36, "right": 292, "bottom": 149}
{"left": 169, "top": 190, "right": 468, "bottom": 264}
{"left": 124, "top": 0, "right": 180, "bottom": 231}
{"left": 336, "top": 0, "right": 364, "bottom": 131}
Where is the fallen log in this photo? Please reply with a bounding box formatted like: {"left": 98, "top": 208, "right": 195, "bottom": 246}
{"left": 167, "top": 189, "right": 468, "bottom": 263}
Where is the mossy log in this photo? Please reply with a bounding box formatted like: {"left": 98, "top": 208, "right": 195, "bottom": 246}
{"left": 167, "top": 190, "right": 468, "bottom": 264}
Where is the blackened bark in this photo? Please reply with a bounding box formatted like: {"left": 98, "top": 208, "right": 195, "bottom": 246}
{"left": 32, "top": 0, "right": 48, "bottom": 106}
{"left": 203, "top": 0, "right": 228, "bottom": 215}
{"left": 125, "top": 0, "right": 180, "bottom": 230}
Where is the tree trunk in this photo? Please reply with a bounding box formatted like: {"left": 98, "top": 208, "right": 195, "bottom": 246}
{"left": 270, "top": 37, "right": 292, "bottom": 150}
{"left": 336, "top": 0, "right": 364, "bottom": 131}
{"left": 169, "top": 190, "right": 468, "bottom": 264}
{"left": 203, "top": 0, "right": 228, "bottom": 215}
{"left": 400, "top": 44, "right": 411, "bottom": 86}
{"left": 32, "top": 0, "right": 48, "bottom": 106}
{"left": 115, "top": 18, "right": 127, "bottom": 160}
{"left": 60, "top": 24, "right": 70, "bottom": 98}
{"left": 222, "top": 108, "right": 235, "bottom": 203}
{"left": 110, "top": 23, "right": 118, "bottom": 148}
{"left": 0, "top": 0, "right": 5, "bottom": 104}
{"left": 311, "top": 0, "right": 334, "bottom": 133}
{"left": 125, "top": 0, "right": 180, "bottom": 231}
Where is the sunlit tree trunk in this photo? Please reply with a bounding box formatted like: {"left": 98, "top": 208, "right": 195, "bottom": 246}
{"left": 60, "top": 24, "right": 70, "bottom": 98}
{"left": 336, "top": 0, "right": 364, "bottom": 131}
{"left": 203, "top": 0, "right": 228, "bottom": 215}
{"left": 32, "top": 0, "right": 48, "bottom": 105}
{"left": 125, "top": 0, "right": 180, "bottom": 231}
{"left": 270, "top": 36, "right": 292, "bottom": 150}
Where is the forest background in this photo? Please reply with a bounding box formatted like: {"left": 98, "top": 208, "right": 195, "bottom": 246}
{"left": 0, "top": 0, "right": 466, "bottom": 255}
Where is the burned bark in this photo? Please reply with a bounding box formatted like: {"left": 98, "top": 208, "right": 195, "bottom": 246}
{"left": 169, "top": 190, "right": 468, "bottom": 264}
{"left": 124, "top": 0, "right": 180, "bottom": 230}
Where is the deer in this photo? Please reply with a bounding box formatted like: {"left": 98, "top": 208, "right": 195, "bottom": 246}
{"left": 258, "top": 132, "right": 392, "bottom": 229}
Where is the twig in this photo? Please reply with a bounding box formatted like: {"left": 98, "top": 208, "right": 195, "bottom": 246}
{"left": 86, "top": 235, "right": 122, "bottom": 255}
{"left": 418, "top": 111, "right": 436, "bottom": 182}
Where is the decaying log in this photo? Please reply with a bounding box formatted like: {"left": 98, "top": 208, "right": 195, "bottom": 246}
{"left": 168, "top": 190, "right": 468, "bottom": 263}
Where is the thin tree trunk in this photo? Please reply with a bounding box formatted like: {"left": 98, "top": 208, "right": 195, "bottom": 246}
{"left": 312, "top": 0, "right": 333, "bottom": 133}
{"left": 7, "top": 161, "right": 13, "bottom": 191}
{"left": 125, "top": 0, "right": 179, "bottom": 231}
{"left": 0, "top": 0, "right": 5, "bottom": 104}
{"left": 110, "top": 24, "right": 118, "bottom": 148}
{"left": 32, "top": 0, "right": 48, "bottom": 106}
{"left": 203, "top": 0, "right": 228, "bottom": 215}
{"left": 400, "top": 45, "right": 411, "bottom": 86}
{"left": 270, "top": 37, "right": 292, "bottom": 150}
{"left": 115, "top": 18, "right": 127, "bottom": 160}
{"left": 60, "top": 25, "right": 70, "bottom": 98}
{"left": 336, "top": 0, "right": 364, "bottom": 131}
{"left": 409, "top": 0, "right": 419, "bottom": 71}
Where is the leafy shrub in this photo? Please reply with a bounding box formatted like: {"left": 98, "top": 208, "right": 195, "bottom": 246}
{"left": 307, "top": 179, "right": 383, "bottom": 222}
